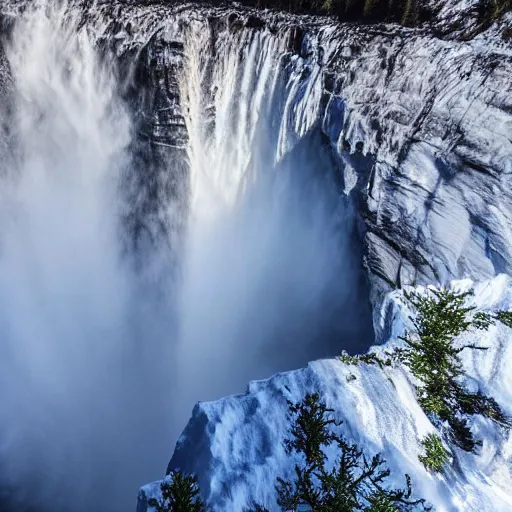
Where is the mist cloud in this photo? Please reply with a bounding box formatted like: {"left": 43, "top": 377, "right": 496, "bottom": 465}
{"left": 0, "top": 4, "right": 372, "bottom": 512}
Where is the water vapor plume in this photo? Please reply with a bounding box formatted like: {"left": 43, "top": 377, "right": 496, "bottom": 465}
{"left": 0, "top": 3, "right": 174, "bottom": 511}
{"left": 0, "top": 4, "right": 373, "bottom": 512}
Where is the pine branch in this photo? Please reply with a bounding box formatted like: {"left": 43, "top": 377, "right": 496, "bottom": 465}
{"left": 454, "top": 344, "right": 488, "bottom": 353}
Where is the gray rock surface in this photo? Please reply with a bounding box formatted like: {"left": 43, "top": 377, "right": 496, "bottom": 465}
{"left": 1, "top": 2, "right": 511, "bottom": 326}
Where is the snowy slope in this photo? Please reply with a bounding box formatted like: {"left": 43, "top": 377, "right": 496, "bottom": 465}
{"left": 139, "top": 275, "right": 512, "bottom": 512}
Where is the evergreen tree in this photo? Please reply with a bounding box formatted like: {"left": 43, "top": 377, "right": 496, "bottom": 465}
{"left": 400, "top": 0, "right": 419, "bottom": 25}
{"left": 148, "top": 471, "right": 207, "bottom": 512}
{"left": 363, "top": 0, "right": 380, "bottom": 16}
{"left": 256, "top": 393, "right": 430, "bottom": 511}
{"left": 400, "top": 288, "right": 512, "bottom": 452}
{"left": 491, "top": 0, "right": 512, "bottom": 17}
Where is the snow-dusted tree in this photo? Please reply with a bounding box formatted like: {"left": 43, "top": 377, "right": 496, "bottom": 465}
{"left": 252, "top": 393, "right": 429, "bottom": 512}
{"left": 148, "top": 471, "right": 206, "bottom": 512}
{"left": 400, "top": 288, "right": 512, "bottom": 452}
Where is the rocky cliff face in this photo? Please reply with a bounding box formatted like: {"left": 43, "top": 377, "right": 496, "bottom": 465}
{"left": 3, "top": 1, "right": 510, "bottom": 328}
{"left": 2, "top": 1, "right": 511, "bottom": 321}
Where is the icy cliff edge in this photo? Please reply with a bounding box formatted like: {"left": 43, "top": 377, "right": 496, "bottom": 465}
{"left": 139, "top": 274, "right": 512, "bottom": 511}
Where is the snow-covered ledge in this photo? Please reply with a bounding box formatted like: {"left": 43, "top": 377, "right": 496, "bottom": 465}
{"left": 138, "top": 275, "right": 512, "bottom": 511}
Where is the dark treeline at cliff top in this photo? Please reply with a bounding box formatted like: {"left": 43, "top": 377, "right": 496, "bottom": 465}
{"left": 148, "top": 0, "right": 510, "bottom": 27}
{"left": 240, "top": 0, "right": 510, "bottom": 26}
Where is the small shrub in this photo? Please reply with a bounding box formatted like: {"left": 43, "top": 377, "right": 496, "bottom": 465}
{"left": 339, "top": 351, "right": 362, "bottom": 365}
{"left": 339, "top": 350, "right": 392, "bottom": 368}
{"left": 418, "top": 434, "right": 450, "bottom": 472}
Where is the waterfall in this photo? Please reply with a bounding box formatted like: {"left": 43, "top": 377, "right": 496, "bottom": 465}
{"left": 0, "top": 3, "right": 373, "bottom": 511}
{"left": 173, "top": 20, "right": 373, "bottom": 415}
{"left": 180, "top": 21, "right": 290, "bottom": 212}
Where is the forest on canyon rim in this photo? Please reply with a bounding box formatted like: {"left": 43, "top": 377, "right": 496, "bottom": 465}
{"left": 175, "top": 0, "right": 512, "bottom": 26}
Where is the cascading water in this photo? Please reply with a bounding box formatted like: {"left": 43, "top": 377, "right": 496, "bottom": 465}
{"left": 0, "top": 3, "right": 373, "bottom": 511}
{"left": 173, "top": 21, "right": 373, "bottom": 412}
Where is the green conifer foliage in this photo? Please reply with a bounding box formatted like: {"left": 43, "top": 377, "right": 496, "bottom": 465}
{"left": 363, "top": 0, "right": 380, "bottom": 16}
{"left": 418, "top": 434, "right": 450, "bottom": 472}
{"left": 400, "top": 288, "right": 512, "bottom": 452}
{"left": 148, "top": 471, "right": 206, "bottom": 512}
{"left": 491, "top": 0, "right": 512, "bottom": 17}
{"left": 267, "top": 393, "right": 430, "bottom": 511}
{"left": 400, "top": 0, "right": 419, "bottom": 25}
{"left": 339, "top": 351, "right": 391, "bottom": 368}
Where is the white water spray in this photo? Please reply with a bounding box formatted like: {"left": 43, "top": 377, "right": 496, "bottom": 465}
{"left": 0, "top": 3, "right": 174, "bottom": 511}
{"left": 173, "top": 22, "right": 372, "bottom": 412}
